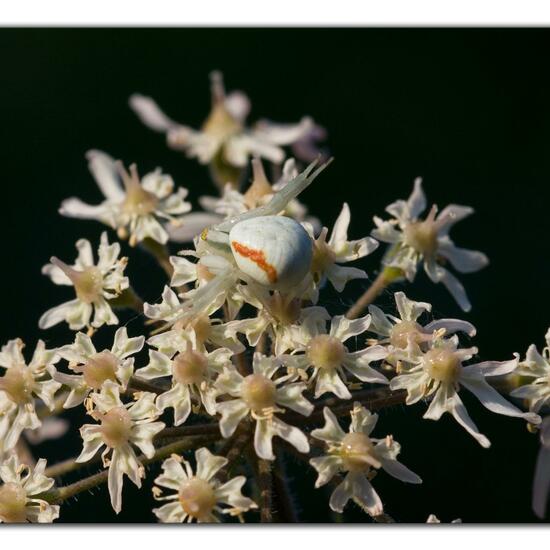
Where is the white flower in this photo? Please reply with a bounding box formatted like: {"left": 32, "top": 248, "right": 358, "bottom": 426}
{"left": 136, "top": 342, "right": 234, "bottom": 425}
{"left": 0, "top": 339, "right": 61, "bottom": 451}
{"left": 76, "top": 381, "right": 165, "bottom": 513}
{"left": 372, "top": 178, "right": 489, "bottom": 311}
{"left": 368, "top": 291, "right": 476, "bottom": 363}
{"left": 532, "top": 416, "right": 550, "bottom": 518}
{"left": 390, "top": 336, "right": 540, "bottom": 448}
{"left": 59, "top": 150, "right": 192, "bottom": 246}
{"left": 52, "top": 327, "right": 145, "bottom": 409}
{"left": 0, "top": 454, "right": 59, "bottom": 523}
{"left": 130, "top": 71, "right": 315, "bottom": 173}
{"left": 310, "top": 404, "right": 421, "bottom": 516}
{"left": 39, "top": 232, "right": 129, "bottom": 331}
{"left": 147, "top": 310, "right": 245, "bottom": 357}
{"left": 215, "top": 353, "right": 312, "bottom": 460}
{"left": 305, "top": 202, "right": 379, "bottom": 299}
{"left": 153, "top": 447, "right": 257, "bottom": 523}
{"left": 510, "top": 328, "right": 550, "bottom": 413}
{"left": 283, "top": 313, "right": 388, "bottom": 400}
{"left": 224, "top": 282, "right": 330, "bottom": 355}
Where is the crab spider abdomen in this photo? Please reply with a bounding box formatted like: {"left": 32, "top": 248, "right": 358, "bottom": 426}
{"left": 229, "top": 215, "right": 312, "bottom": 291}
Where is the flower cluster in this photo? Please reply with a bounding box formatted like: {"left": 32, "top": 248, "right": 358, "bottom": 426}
{"left": 0, "top": 70, "right": 543, "bottom": 525}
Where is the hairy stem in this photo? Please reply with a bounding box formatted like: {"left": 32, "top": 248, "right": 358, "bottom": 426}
{"left": 257, "top": 458, "right": 273, "bottom": 523}
{"left": 41, "top": 434, "right": 219, "bottom": 504}
{"left": 272, "top": 450, "right": 299, "bottom": 522}
{"left": 217, "top": 421, "right": 253, "bottom": 482}
{"left": 346, "top": 267, "right": 403, "bottom": 319}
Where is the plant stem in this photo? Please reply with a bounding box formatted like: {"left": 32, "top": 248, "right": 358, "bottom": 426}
{"left": 155, "top": 423, "right": 221, "bottom": 441}
{"left": 127, "top": 376, "right": 169, "bottom": 395}
{"left": 257, "top": 458, "right": 273, "bottom": 523}
{"left": 273, "top": 450, "right": 299, "bottom": 522}
{"left": 217, "top": 421, "right": 253, "bottom": 482}
{"left": 41, "top": 434, "right": 218, "bottom": 504}
{"left": 346, "top": 267, "right": 403, "bottom": 319}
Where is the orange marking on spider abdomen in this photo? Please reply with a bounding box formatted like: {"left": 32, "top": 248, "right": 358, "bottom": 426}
{"left": 231, "top": 241, "right": 278, "bottom": 283}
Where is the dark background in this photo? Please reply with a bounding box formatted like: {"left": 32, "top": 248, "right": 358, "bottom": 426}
{"left": 1, "top": 28, "right": 549, "bottom": 523}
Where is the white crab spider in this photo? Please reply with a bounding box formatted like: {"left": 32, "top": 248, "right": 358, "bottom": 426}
{"left": 167, "top": 158, "right": 332, "bottom": 326}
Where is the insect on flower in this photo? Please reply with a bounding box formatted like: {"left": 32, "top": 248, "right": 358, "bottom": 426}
{"left": 147, "top": 157, "right": 333, "bottom": 328}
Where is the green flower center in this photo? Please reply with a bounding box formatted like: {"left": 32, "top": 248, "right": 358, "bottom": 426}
{"left": 307, "top": 335, "right": 346, "bottom": 370}
{"left": 100, "top": 406, "right": 132, "bottom": 448}
{"left": 0, "top": 482, "right": 27, "bottom": 523}
{"left": 173, "top": 350, "right": 208, "bottom": 386}
{"left": 241, "top": 374, "right": 277, "bottom": 411}
{"left": 178, "top": 477, "right": 217, "bottom": 521}
{"left": 0, "top": 366, "right": 35, "bottom": 405}
{"left": 425, "top": 348, "right": 461, "bottom": 382}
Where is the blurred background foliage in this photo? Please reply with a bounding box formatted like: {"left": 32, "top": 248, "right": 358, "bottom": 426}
{"left": 1, "top": 28, "right": 549, "bottom": 523}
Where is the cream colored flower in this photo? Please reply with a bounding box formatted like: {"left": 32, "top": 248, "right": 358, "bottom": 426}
{"left": 59, "top": 150, "right": 192, "bottom": 246}
{"left": 0, "top": 454, "right": 59, "bottom": 523}
{"left": 76, "top": 381, "right": 165, "bottom": 513}
{"left": 372, "top": 178, "right": 488, "bottom": 312}
{"left": 368, "top": 291, "right": 476, "bottom": 364}
{"left": 283, "top": 313, "right": 388, "bottom": 399}
{"left": 136, "top": 342, "right": 234, "bottom": 425}
{"left": 0, "top": 339, "right": 61, "bottom": 451}
{"left": 39, "top": 232, "right": 129, "bottom": 331}
{"left": 304, "top": 203, "right": 378, "bottom": 299}
{"left": 152, "top": 447, "right": 257, "bottom": 523}
{"left": 390, "top": 336, "right": 540, "bottom": 447}
{"left": 224, "top": 282, "right": 329, "bottom": 355}
{"left": 52, "top": 327, "right": 144, "bottom": 408}
{"left": 130, "top": 71, "right": 315, "bottom": 173}
{"left": 510, "top": 328, "right": 550, "bottom": 413}
{"left": 310, "top": 404, "right": 421, "bottom": 516}
{"left": 215, "top": 353, "right": 312, "bottom": 460}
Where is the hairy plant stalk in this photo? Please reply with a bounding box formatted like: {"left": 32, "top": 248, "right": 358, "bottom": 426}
{"left": 40, "top": 434, "right": 219, "bottom": 504}
{"left": 217, "top": 421, "right": 253, "bottom": 482}
{"left": 44, "top": 455, "right": 100, "bottom": 479}
{"left": 346, "top": 266, "right": 403, "bottom": 319}
{"left": 127, "top": 376, "right": 169, "bottom": 395}
{"left": 36, "top": 392, "right": 70, "bottom": 420}
{"left": 257, "top": 458, "right": 273, "bottom": 523}
{"left": 273, "top": 450, "right": 299, "bottom": 522}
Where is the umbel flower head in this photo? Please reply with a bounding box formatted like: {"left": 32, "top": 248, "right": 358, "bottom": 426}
{"left": 0, "top": 339, "right": 61, "bottom": 450}
{"left": 76, "top": 381, "right": 165, "bottom": 513}
{"left": 0, "top": 454, "right": 59, "bottom": 523}
{"left": 310, "top": 404, "right": 421, "bottom": 516}
{"left": 152, "top": 447, "right": 257, "bottom": 523}
{"left": 59, "top": 150, "right": 192, "bottom": 246}
{"left": 135, "top": 341, "right": 235, "bottom": 425}
{"left": 390, "top": 335, "right": 540, "bottom": 447}
{"left": 215, "top": 353, "right": 313, "bottom": 460}
{"left": 372, "top": 178, "right": 489, "bottom": 311}
{"left": 39, "top": 232, "right": 129, "bottom": 331}
{"left": 52, "top": 327, "right": 145, "bottom": 408}
{"left": 283, "top": 313, "right": 388, "bottom": 399}
{"left": 130, "top": 71, "right": 318, "bottom": 187}
{"left": 510, "top": 327, "right": 550, "bottom": 413}
{"left": 368, "top": 291, "right": 476, "bottom": 364}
